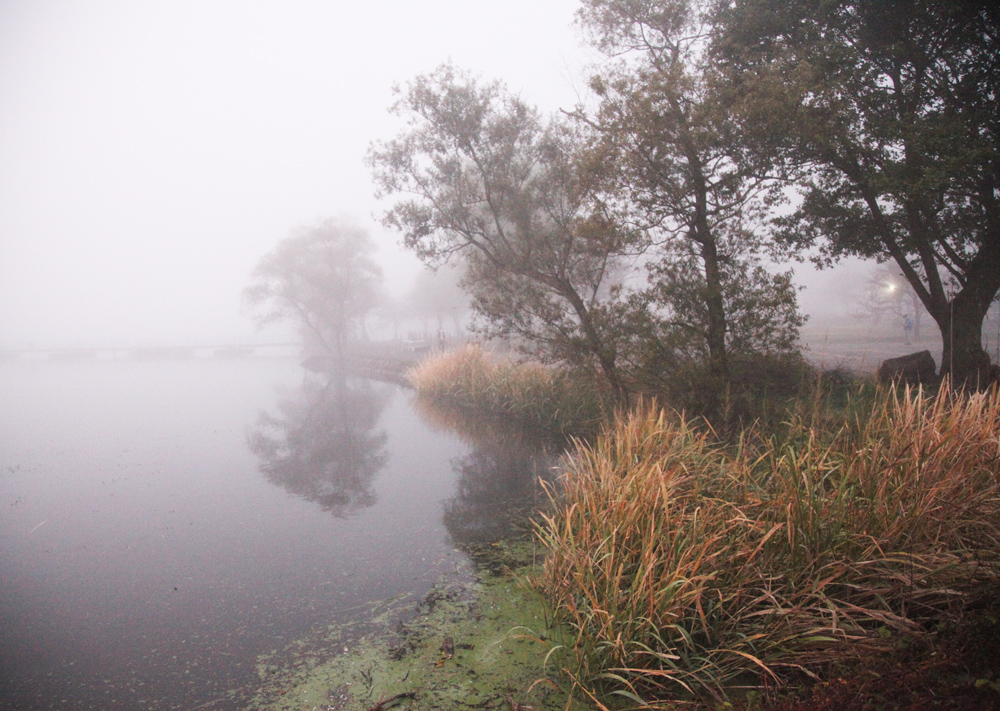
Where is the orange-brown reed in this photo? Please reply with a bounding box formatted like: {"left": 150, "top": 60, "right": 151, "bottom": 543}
{"left": 534, "top": 383, "right": 1000, "bottom": 704}
{"left": 408, "top": 344, "right": 611, "bottom": 440}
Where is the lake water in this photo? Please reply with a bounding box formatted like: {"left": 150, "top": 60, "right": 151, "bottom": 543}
{"left": 0, "top": 357, "right": 545, "bottom": 710}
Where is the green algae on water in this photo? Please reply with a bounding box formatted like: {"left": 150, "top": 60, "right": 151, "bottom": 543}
{"left": 245, "top": 549, "right": 595, "bottom": 711}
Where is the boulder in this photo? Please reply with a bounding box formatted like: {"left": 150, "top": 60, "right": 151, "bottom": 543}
{"left": 876, "top": 350, "right": 937, "bottom": 386}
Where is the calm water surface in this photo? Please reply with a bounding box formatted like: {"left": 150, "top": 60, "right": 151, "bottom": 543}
{"left": 0, "top": 358, "right": 527, "bottom": 710}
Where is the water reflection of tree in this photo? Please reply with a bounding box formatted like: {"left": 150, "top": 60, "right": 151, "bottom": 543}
{"left": 444, "top": 447, "right": 554, "bottom": 546}
{"left": 248, "top": 374, "right": 391, "bottom": 517}
{"left": 414, "top": 397, "right": 559, "bottom": 547}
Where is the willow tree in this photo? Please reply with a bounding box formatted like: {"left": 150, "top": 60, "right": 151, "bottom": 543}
{"left": 367, "top": 65, "right": 642, "bottom": 402}
{"left": 576, "top": 0, "right": 803, "bottom": 393}
{"left": 716, "top": 0, "right": 1000, "bottom": 385}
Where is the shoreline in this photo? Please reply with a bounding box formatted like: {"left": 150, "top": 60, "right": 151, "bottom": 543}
{"left": 245, "top": 542, "right": 593, "bottom": 711}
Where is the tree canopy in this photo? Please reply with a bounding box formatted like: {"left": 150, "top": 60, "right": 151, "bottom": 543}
{"left": 576, "top": 0, "right": 803, "bottom": 395}
{"left": 364, "top": 0, "right": 1000, "bottom": 399}
{"left": 715, "top": 0, "right": 1000, "bottom": 383}
{"left": 367, "top": 65, "right": 641, "bottom": 401}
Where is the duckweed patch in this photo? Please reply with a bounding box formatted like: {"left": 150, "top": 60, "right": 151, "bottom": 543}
{"left": 245, "top": 545, "right": 594, "bottom": 711}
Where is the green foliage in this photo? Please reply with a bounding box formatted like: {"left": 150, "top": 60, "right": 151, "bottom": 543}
{"left": 628, "top": 245, "right": 806, "bottom": 401}
{"left": 535, "top": 384, "right": 1000, "bottom": 702}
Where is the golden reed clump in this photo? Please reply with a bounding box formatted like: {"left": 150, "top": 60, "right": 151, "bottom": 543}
{"left": 408, "top": 344, "right": 610, "bottom": 439}
{"left": 535, "top": 384, "right": 1000, "bottom": 702}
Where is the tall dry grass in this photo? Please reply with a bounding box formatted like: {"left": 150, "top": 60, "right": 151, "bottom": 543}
{"left": 535, "top": 384, "right": 1000, "bottom": 703}
{"left": 408, "top": 344, "right": 611, "bottom": 439}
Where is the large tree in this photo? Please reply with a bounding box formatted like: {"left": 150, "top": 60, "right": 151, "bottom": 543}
{"left": 715, "top": 0, "right": 1000, "bottom": 385}
{"left": 576, "top": 0, "right": 803, "bottom": 391}
{"left": 244, "top": 218, "right": 384, "bottom": 359}
{"left": 367, "top": 65, "right": 642, "bottom": 402}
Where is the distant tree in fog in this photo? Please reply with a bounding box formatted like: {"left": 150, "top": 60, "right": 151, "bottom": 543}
{"left": 375, "top": 294, "right": 408, "bottom": 341}
{"left": 852, "top": 265, "right": 928, "bottom": 340}
{"left": 244, "top": 219, "right": 384, "bottom": 358}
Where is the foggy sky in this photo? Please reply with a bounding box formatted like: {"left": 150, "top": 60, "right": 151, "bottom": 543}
{"left": 0, "top": 0, "right": 594, "bottom": 347}
{"left": 0, "top": 0, "right": 860, "bottom": 349}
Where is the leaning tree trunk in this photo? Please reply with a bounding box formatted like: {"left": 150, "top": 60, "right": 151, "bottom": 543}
{"left": 563, "top": 284, "right": 630, "bottom": 407}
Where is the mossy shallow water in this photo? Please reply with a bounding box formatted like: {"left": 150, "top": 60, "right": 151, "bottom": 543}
{"left": 244, "top": 541, "right": 597, "bottom": 711}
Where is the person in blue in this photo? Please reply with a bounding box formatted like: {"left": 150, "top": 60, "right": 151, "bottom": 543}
{"left": 903, "top": 314, "right": 914, "bottom": 344}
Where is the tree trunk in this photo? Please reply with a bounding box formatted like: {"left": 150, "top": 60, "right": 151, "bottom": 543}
{"left": 687, "top": 147, "right": 730, "bottom": 387}
{"left": 935, "top": 299, "right": 994, "bottom": 387}
{"left": 562, "top": 284, "right": 629, "bottom": 407}
{"left": 699, "top": 237, "right": 729, "bottom": 383}
{"left": 891, "top": 232, "right": 1000, "bottom": 389}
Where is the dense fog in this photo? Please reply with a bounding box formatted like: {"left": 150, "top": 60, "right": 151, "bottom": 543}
{"left": 0, "top": 0, "right": 593, "bottom": 348}
{"left": 4, "top": 4, "right": 999, "bottom": 709}
{"left": 0, "top": 0, "right": 891, "bottom": 357}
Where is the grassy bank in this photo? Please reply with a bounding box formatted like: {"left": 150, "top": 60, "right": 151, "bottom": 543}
{"left": 534, "top": 384, "right": 1000, "bottom": 705}
{"left": 408, "top": 345, "right": 612, "bottom": 441}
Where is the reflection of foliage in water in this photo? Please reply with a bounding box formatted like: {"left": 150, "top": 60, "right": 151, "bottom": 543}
{"left": 412, "top": 393, "right": 567, "bottom": 453}
{"left": 248, "top": 373, "right": 391, "bottom": 517}
{"left": 414, "top": 395, "right": 559, "bottom": 548}
{"left": 444, "top": 446, "right": 553, "bottom": 548}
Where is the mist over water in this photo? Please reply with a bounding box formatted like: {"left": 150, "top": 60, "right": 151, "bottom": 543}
{"left": 0, "top": 357, "right": 509, "bottom": 710}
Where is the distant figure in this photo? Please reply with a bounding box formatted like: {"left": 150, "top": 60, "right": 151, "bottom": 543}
{"left": 903, "top": 314, "right": 914, "bottom": 344}
{"left": 437, "top": 328, "right": 447, "bottom": 351}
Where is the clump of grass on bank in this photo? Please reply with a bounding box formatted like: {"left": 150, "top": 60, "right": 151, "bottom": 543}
{"left": 535, "top": 384, "right": 1000, "bottom": 704}
{"left": 409, "top": 344, "right": 612, "bottom": 439}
